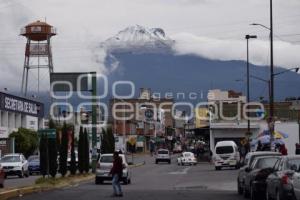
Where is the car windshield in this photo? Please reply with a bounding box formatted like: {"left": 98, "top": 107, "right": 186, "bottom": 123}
{"left": 184, "top": 153, "right": 192, "bottom": 157}
{"left": 30, "top": 158, "right": 39, "bottom": 163}
{"left": 158, "top": 150, "right": 169, "bottom": 154}
{"left": 286, "top": 159, "right": 300, "bottom": 171}
{"left": 100, "top": 156, "right": 114, "bottom": 163}
{"left": 0, "top": 156, "right": 20, "bottom": 163}
{"left": 216, "top": 146, "right": 233, "bottom": 154}
{"left": 28, "top": 156, "right": 39, "bottom": 162}
{"left": 254, "top": 157, "right": 279, "bottom": 169}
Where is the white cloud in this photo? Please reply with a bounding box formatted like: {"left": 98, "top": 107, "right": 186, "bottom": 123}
{"left": 171, "top": 32, "right": 300, "bottom": 68}
{"left": 1, "top": 0, "right": 300, "bottom": 91}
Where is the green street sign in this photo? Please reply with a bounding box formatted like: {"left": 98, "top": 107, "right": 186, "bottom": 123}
{"left": 38, "top": 129, "right": 56, "bottom": 139}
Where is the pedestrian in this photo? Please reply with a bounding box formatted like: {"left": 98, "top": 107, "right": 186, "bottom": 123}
{"left": 256, "top": 141, "right": 263, "bottom": 151}
{"left": 280, "top": 144, "right": 288, "bottom": 155}
{"left": 109, "top": 152, "right": 124, "bottom": 197}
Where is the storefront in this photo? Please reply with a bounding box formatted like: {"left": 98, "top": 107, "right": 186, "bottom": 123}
{"left": 0, "top": 92, "right": 44, "bottom": 156}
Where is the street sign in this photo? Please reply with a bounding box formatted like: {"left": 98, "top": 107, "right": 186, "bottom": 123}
{"left": 38, "top": 129, "right": 56, "bottom": 139}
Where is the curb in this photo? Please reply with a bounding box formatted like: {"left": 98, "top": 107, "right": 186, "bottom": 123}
{"left": 0, "top": 175, "right": 94, "bottom": 200}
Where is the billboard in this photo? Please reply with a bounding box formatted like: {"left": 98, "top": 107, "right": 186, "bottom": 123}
{"left": 50, "top": 72, "right": 91, "bottom": 92}
{"left": 0, "top": 92, "right": 44, "bottom": 118}
{"left": 29, "top": 43, "right": 49, "bottom": 56}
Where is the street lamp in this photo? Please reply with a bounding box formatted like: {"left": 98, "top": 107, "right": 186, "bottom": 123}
{"left": 245, "top": 34, "right": 257, "bottom": 135}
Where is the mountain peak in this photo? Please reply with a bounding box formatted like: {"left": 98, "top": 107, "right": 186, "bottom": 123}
{"left": 102, "top": 25, "right": 174, "bottom": 53}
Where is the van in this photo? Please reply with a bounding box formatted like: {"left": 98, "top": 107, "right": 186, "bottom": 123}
{"left": 214, "top": 141, "right": 240, "bottom": 170}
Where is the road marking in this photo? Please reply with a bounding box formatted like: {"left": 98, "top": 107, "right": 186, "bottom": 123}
{"left": 168, "top": 167, "right": 191, "bottom": 175}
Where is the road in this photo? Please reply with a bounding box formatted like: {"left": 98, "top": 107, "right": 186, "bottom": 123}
{"left": 10, "top": 154, "right": 245, "bottom": 200}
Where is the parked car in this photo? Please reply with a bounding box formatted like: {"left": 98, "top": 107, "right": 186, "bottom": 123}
{"left": 0, "top": 164, "right": 4, "bottom": 188}
{"left": 292, "top": 157, "right": 300, "bottom": 200}
{"left": 214, "top": 141, "right": 240, "bottom": 170}
{"left": 156, "top": 149, "right": 171, "bottom": 164}
{"left": 237, "top": 151, "right": 281, "bottom": 196}
{"left": 243, "top": 156, "right": 281, "bottom": 200}
{"left": 0, "top": 154, "right": 29, "bottom": 178}
{"left": 28, "top": 155, "right": 40, "bottom": 175}
{"left": 266, "top": 155, "right": 300, "bottom": 200}
{"left": 177, "top": 152, "right": 197, "bottom": 166}
{"left": 95, "top": 153, "right": 131, "bottom": 185}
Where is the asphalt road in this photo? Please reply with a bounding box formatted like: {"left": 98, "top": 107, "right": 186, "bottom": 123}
{"left": 10, "top": 154, "right": 245, "bottom": 200}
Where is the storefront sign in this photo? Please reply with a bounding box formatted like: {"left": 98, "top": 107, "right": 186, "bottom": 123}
{"left": 0, "top": 92, "right": 44, "bottom": 117}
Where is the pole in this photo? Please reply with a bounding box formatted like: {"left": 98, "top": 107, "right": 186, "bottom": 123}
{"left": 246, "top": 38, "right": 250, "bottom": 134}
{"left": 269, "top": 0, "right": 275, "bottom": 148}
{"left": 91, "top": 72, "right": 97, "bottom": 172}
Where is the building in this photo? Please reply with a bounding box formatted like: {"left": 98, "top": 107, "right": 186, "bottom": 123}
{"left": 110, "top": 88, "right": 174, "bottom": 151}
{"left": 0, "top": 92, "right": 44, "bottom": 156}
{"left": 208, "top": 89, "right": 261, "bottom": 152}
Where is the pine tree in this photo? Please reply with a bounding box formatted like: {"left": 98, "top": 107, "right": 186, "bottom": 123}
{"left": 48, "top": 138, "right": 58, "bottom": 178}
{"left": 70, "top": 128, "right": 77, "bottom": 175}
{"left": 48, "top": 118, "right": 58, "bottom": 178}
{"left": 78, "top": 126, "right": 84, "bottom": 173}
{"left": 84, "top": 128, "right": 90, "bottom": 173}
{"left": 59, "top": 123, "right": 68, "bottom": 177}
{"left": 39, "top": 134, "right": 47, "bottom": 177}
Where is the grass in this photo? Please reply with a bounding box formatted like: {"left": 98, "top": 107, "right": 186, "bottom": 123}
{"left": 35, "top": 173, "right": 93, "bottom": 187}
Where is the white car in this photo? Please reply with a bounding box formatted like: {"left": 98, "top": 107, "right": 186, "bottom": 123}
{"left": 95, "top": 154, "right": 131, "bottom": 185}
{"left": 177, "top": 152, "right": 197, "bottom": 166}
{"left": 156, "top": 149, "right": 171, "bottom": 164}
{"left": 0, "top": 154, "right": 29, "bottom": 178}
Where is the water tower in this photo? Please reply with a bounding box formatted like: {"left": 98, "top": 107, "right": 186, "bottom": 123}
{"left": 20, "top": 20, "right": 57, "bottom": 96}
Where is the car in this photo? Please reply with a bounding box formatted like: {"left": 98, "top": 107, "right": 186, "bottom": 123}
{"left": 95, "top": 153, "right": 131, "bottom": 185}
{"left": 214, "top": 141, "right": 240, "bottom": 170}
{"left": 292, "top": 157, "right": 300, "bottom": 200}
{"left": 237, "top": 151, "right": 281, "bottom": 196}
{"left": 177, "top": 152, "right": 197, "bottom": 166}
{"left": 0, "top": 154, "right": 29, "bottom": 178}
{"left": 243, "top": 156, "right": 281, "bottom": 200}
{"left": 156, "top": 149, "right": 171, "bottom": 164}
{"left": 173, "top": 143, "right": 183, "bottom": 153}
{"left": 0, "top": 164, "right": 4, "bottom": 188}
{"left": 266, "top": 155, "right": 300, "bottom": 200}
{"left": 28, "top": 155, "right": 40, "bottom": 175}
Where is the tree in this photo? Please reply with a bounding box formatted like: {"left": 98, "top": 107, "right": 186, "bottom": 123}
{"left": 39, "top": 134, "right": 48, "bottom": 177}
{"left": 48, "top": 118, "right": 58, "bottom": 178}
{"left": 101, "top": 128, "right": 115, "bottom": 154}
{"left": 84, "top": 128, "right": 90, "bottom": 173}
{"left": 48, "top": 138, "right": 58, "bottom": 178}
{"left": 10, "top": 128, "right": 39, "bottom": 158}
{"left": 78, "top": 126, "right": 84, "bottom": 173}
{"left": 59, "top": 123, "right": 68, "bottom": 177}
{"left": 70, "top": 129, "right": 77, "bottom": 175}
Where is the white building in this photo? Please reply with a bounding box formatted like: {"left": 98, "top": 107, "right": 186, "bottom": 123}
{"left": 0, "top": 92, "right": 44, "bottom": 156}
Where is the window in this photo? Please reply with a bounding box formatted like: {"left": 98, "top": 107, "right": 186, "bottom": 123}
{"left": 216, "top": 146, "right": 233, "bottom": 154}
{"left": 286, "top": 159, "right": 300, "bottom": 171}
{"left": 254, "top": 158, "right": 279, "bottom": 169}
{"left": 100, "top": 156, "right": 113, "bottom": 163}
{"left": 0, "top": 156, "right": 21, "bottom": 163}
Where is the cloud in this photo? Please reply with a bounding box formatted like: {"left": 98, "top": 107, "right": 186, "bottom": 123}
{"left": 171, "top": 32, "right": 300, "bottom": 69}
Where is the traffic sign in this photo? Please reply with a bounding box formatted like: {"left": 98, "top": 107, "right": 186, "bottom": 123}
{"left": 38, "top": 129, "right": 56, "bottom": 139}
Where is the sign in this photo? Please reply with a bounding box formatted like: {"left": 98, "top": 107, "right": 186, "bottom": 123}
{"left": 0, "top": 127, "right": 8, "bottom": 139}
{"left": 145, "top": 109, "right": 154, "bottom": 119}
{"left": 0, "top": 92, "right": 44, "bottom": 118}
{"left": 50, "top": 72, "right": 90, "bottom": 92}
{"left": 29, "top": 43, "right": 48, "bottom": 56}
{"left": 38, "top": 129, "right": 56, "bottom": 139}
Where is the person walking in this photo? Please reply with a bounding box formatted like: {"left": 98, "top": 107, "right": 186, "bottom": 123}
{"left": 280, "top": 144, "right": 288, "bottom": 155}
{"left": 109, "top": 152, "right": 124, "bottom": 197}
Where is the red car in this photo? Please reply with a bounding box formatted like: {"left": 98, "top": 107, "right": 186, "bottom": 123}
{"left": 0, "top": 164, "right": 4, "bottom": 188}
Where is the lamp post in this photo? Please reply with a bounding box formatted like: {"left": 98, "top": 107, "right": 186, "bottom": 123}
{"left": 245, "top": 34, "right": 257, "bottom": 135}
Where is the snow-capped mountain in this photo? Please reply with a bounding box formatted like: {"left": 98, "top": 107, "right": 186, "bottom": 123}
{"left": 102, "top": 25, "right": 174, "bottom": 53}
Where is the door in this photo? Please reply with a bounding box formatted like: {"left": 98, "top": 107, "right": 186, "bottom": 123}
{"left": 294, "top": 172, "right": 300, "bottom": 200}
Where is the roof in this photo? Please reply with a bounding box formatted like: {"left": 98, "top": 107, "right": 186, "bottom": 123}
{"left": 247, "top": 151, "right": 281, "bottom": 156}
{"left": 215, "top": 140, "right": 237, "bottom": 147}
{"left": 26, "top": 20, "right": 52, "bottom": 27}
